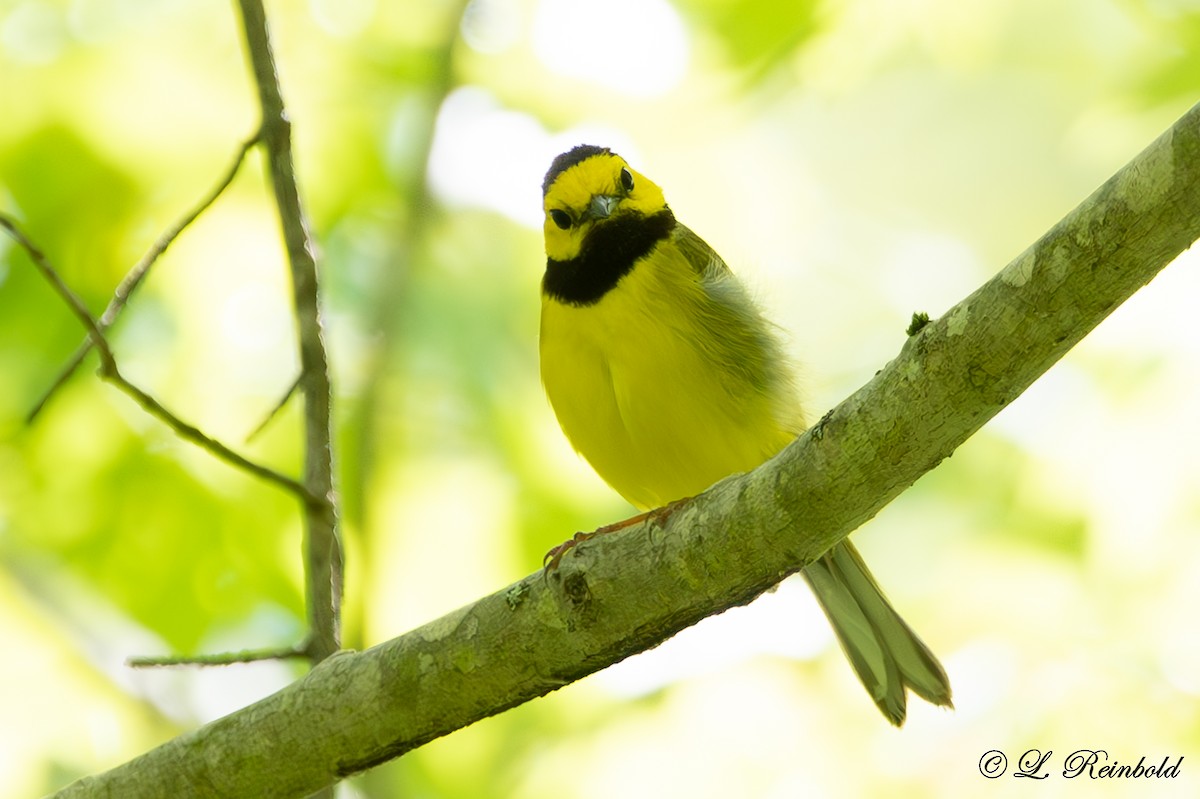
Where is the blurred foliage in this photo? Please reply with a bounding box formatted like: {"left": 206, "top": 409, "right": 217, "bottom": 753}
{"left": 682, "top": 0, "right": 820, "bottom": 70}
{"left": 3, "top": 0, "right": 1200, "bottom": 797}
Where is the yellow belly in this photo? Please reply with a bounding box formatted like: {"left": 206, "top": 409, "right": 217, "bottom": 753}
{"left": 539, "top": 242, "right": 803, "bottom": 510}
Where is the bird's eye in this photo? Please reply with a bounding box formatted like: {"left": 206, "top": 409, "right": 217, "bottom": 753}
{"left": 619, "top": 167, "right": 634, "bottom": 193}
{"left": 549, "top": 209, "right": 572, "bottom": 230}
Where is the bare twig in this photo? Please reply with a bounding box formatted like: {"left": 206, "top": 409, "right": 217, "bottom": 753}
{"left": 235, "top": 0, "right": 343, "bottom": 665}
{"left": 25, "top": 134, "right": 262, "bottom": 422}
{"left": 0, "top": 214, "right": 317, "bottom": 503}
{"left": 1, "top": 214, "right": 118, "bottom": 373}
{"left": 111, "top": 375, "right": 317, "bottom": 502}
{"left": 128, "top": 644, "right": 307, "bottom": 668}
{"left": 246, "top": 372, "right": 302, "bottom": 443}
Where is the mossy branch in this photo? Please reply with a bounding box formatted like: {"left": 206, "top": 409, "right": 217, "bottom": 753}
{"left": 47, "top": 102, "right": 1200, "bottom": 798}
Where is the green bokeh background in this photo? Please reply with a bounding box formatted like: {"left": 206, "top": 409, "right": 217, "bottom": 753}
{"left": 2, "top": 0, "right": 1200, "bottom": 796}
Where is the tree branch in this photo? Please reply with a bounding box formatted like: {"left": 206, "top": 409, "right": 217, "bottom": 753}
{"left": 127, "top": 645, "right": 307, "bottom": 668}
{"left": 234, "top": 0, "right": 343, "bottom": 664}
{"left": 48, "top": 100, "right": 1200, "bottom": 798}
{"left": 24, "top": 133, "right": 260, "bottom": 422}
{"left": 0, "top": 214, "right": 317, "bottom": 503}
{"left": 0, "top": 215, "right": 118, "bottom": 373}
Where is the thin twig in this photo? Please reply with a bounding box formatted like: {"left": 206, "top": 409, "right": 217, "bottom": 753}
{"left": 109, "top": 373, "right": 317, "bottom": 502}
{"left": 26, "top": 133, "right": 262, "bottom": 422}
{"left": 246, "top": 372, "right": 302, "bottom": 443}
{"left": 106, "top": 133, "right": 262, "bottom": 321}
{"left": 236, "top": 0, "right": 343, "bottom": 665}
{"left": 127, "top": 644, "right": 307, "bottom": 668}
{"left": 1, "top": 215, "right": 319, "bottom": 505}
{"left": 1, "top": 215, "right": 117, "bottom": 373}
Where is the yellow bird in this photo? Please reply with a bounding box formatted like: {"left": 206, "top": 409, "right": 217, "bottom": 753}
{"left": 538, "top": 145, "right": 952, "bottom": 725}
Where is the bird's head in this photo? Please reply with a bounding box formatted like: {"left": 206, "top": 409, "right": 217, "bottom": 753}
{"left": 541, "top": 145, "right": 667, "bottom": 262}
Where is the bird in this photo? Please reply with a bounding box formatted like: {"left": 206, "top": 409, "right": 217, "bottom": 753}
{"left": 537, "top": 144, "right": 952, "bottom": 725}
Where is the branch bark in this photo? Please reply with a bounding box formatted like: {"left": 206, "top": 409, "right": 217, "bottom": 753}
{"left": 49, "top": 101, "right": 1200, "bottom": 798}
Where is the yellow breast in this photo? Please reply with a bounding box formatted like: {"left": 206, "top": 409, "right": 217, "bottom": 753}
{"left": 539, "top": 238, "right": 802, "bottom": 510}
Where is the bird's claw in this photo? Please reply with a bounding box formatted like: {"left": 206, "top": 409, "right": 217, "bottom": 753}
{"left": 543, "top": 530, "right": 595, "bottom": 571}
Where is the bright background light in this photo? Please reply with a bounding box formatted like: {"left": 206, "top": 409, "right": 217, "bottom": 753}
{"left": 531, "top": 0, "right": 689, "bottom": 97}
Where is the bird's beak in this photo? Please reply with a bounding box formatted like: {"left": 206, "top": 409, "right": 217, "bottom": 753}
{"left": 587, "top": 194, "right": 619, "bottom": 220}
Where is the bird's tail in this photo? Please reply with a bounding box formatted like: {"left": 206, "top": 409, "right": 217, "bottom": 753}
{"left": 801, "top": 541, "right": 952, "bottom": 725}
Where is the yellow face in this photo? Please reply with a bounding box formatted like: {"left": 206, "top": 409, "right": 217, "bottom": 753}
{"left": 542, "top": 152, "right": 668, "bottom": 261}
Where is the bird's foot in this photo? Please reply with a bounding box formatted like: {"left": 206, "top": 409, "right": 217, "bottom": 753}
{"left": 542, "top": 497, "right": 691, "bottom": 571}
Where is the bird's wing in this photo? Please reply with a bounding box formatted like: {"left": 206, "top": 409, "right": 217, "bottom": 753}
{"left": 672, "top": 223, "right": 734, "bottom": 281}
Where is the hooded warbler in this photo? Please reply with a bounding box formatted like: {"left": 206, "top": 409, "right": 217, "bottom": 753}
{"left": 538, "top": 144, "right": 952, "bottom": 725}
